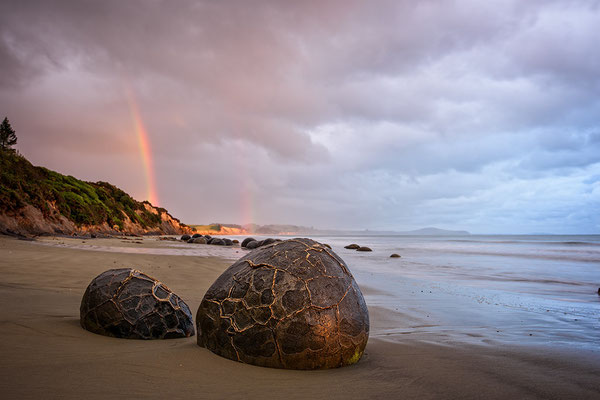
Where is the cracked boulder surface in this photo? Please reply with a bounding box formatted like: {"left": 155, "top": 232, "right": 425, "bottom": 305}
{"left": 80, "top": 268, "right": 195, "bottom": 339}
{"left": 196, "top": 238, "right": 369, "bottom": 369}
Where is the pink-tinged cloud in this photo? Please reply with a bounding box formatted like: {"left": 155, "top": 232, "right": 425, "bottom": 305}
{"left": 0, "top": 0, "right": 598, "bottom": 233}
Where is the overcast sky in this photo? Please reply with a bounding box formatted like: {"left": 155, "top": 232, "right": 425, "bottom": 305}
{"left": 1, "top": 0, "right": 599, "bottom": 234}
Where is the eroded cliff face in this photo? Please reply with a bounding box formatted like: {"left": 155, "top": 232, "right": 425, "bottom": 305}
{"left": 0, "top": 200, "right": 192, "bottom": 237}
{"left": 191, "top": 226, "right": 248, "bottom": 235}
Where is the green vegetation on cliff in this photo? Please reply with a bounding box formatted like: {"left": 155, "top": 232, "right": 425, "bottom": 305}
{"left": 0, "top": 150, "right": 172, "bottom": 230}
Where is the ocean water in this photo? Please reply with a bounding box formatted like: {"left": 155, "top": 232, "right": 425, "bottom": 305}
{"left": 310, "top": 234, "right": 600, "bottom": 349}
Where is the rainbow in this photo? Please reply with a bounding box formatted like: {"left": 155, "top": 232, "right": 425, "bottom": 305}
{"left": 125, "top": 90, "right": 159, "bottom": 206}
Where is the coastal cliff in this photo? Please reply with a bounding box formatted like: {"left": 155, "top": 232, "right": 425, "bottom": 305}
{"left": 0, "top": 150, "right": 192, "bottom": 237}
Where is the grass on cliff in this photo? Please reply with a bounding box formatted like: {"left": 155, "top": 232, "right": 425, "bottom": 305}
{"left": 189, "top": 224, "right": 223, "bottom": 232}
{"left": 0, "top": 150, "right": 169, "bottom": 229}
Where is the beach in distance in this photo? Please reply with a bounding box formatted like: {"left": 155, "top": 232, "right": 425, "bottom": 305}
{"left": 0, "top": 234, "right": 599, "bottom": 399}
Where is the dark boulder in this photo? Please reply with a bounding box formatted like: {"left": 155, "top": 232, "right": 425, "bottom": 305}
{"left": 223, "top": 238, "right": 234, "bottom": 246}
{"left": 192, "top": 237, "right": 207, "bottom": 244}
{"left": 80, "top": 268, "right": 195, "bottom": 339}
{"left": 181, "top": 234, "right": 191, "bottom": 241}
{"left": 241, "top": 237, "right": 256, "bottom": 248}
{"left": 192, "top": 233, "right": 202, "bottom": 238}
{"left": 232, "top": 239, "right": 240, "bottom": 244}
{"left": 196, "top": 238, "right": 369, "bottom": 369}
{"left": 210, "top": 238, "right": 225, "bottom": 246}
{"left": 390, "top": 254, "right": 401, "bottom": 258}
{"left": 187, "top": 238, "right": 195, "bottom": 243}
{"left": 260, "top": 238, "right": 277, "bottom": 246}
{"left": 245, "top": 240, "right": 260, "bottom": 249}
{"left": 204, "top": 235, "right": 212, "bottom": 241}
{"left": 344, "top": 244, "right": 360, "bottom": 249}
{"left": 356, "top": 247, "right": 372, "bottom": 252}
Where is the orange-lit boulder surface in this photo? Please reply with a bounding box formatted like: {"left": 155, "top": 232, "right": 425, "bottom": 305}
{"left": 196, "top": 238, "right": 369, "bottom": 369}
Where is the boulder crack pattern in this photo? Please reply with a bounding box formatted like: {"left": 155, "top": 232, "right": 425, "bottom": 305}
{"left": 196, "top": 238, "right": 369, "bottom": 369}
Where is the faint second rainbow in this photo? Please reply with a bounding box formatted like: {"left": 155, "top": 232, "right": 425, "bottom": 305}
{"left": 125, "top": 89, "right": 159, "bottom": 206}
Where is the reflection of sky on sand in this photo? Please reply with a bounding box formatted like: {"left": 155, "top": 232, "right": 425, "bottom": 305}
{"left": 37, "top": 239, "right": 246, "bottom": 261}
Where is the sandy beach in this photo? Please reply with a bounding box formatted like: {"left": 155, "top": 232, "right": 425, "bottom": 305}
{"left": 1, "top": 235, "right": 599, "bottom": 400}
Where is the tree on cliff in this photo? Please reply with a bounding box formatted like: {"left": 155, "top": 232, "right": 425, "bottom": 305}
{"left": 0, "top": 117, "right": 17, "bottom": 151}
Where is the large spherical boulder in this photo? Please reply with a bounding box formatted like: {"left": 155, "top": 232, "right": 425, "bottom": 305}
{"left": 196, "top": 238, "right": 369, "bottom": 369}
{"left": 181, "top": 234, "right": 191, "bottom": 241}
{"left": 80, "top": 268, "right": 195, "bottom": 339}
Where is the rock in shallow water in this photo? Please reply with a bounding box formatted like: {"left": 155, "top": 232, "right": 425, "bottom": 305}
{"left": 80, "top": 268, "right": 195, "bottom": 339}
{"left": 196, "top": 238, "right": 369, "bottom": 369}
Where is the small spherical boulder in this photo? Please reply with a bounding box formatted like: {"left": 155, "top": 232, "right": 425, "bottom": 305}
{"left": 192, "top": 237, "right": 207, "bottom": 244}
{"left": 390, "top": 253, "right": 401, "bottom": 258}
{"left": 181, "top": 234, "right": 191, "bottom": 241}
{"left": 241, "top": 237, "right": 256, "bottom": 247}
{"left": 80, "top": 268, "right": 195, "bottom": 339}
{"left": 192, "top": 233, "right": 202, "bottom": 238}
{"left": 196, "top": 238, "right": 369, "bottom": 369}
{"left": 344, "top": 244, "right": 360, "bottom": 249}
{"left": 356, "top": 246, "right": 372, "bottom": 252}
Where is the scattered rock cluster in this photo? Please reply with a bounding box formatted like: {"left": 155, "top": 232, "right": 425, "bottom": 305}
{"left": 344, "top": 243, "right": 372, "bottom": 252}
{"left": 240, "top": 237, "right": 280, "bottom": 249}
{"left": 181, "top": 233, "right": 237, "bottom": 246}
{"left": 344, "top": 243, "right": 401, "bottom": 258}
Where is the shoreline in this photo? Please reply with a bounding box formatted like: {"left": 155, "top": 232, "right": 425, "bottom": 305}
{"left": 1, "top": 235, "right": 599, "bottom": 399}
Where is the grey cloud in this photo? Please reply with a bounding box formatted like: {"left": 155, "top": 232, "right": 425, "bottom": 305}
{"left": 0, "top": 0, "right": 598, "bottom": 233}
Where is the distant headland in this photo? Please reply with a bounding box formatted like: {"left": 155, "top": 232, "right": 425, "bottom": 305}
{"left": 189, "top": 223, "right": 470, "bottom": 236}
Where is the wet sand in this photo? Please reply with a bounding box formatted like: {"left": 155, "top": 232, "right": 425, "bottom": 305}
{"left": 1, "top": 235, "right": 599, "bottom": 399}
